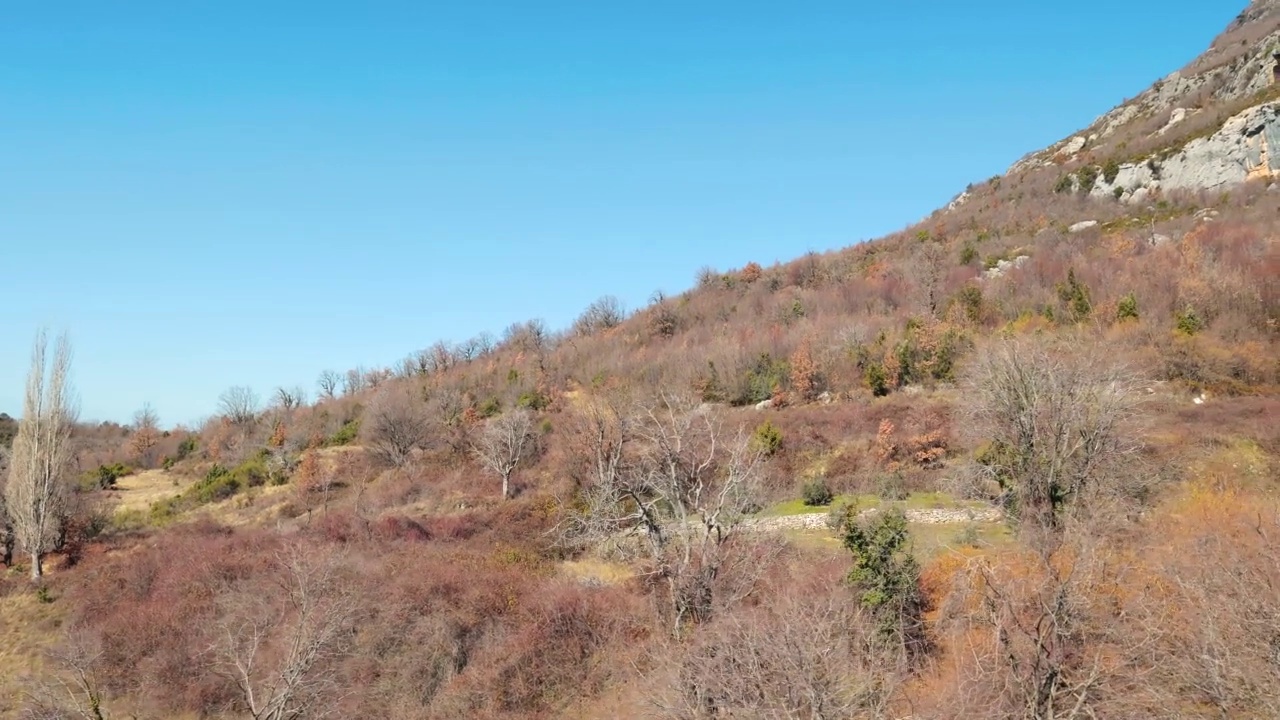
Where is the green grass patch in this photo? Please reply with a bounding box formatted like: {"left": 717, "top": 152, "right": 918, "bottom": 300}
{"left": 764, "top": 493, "right": 879, "bottom": 517}
{"left": 144, "top": 451, "right": 288, "bottom": 524}
{"left": 763, "top": 491, "right": 987, "bottom": 517}
{"left": 906, "top": 521, "right": 1014, "bottom": 560}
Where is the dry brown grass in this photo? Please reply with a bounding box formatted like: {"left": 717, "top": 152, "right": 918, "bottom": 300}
{"left": 0, "top": 591, "right": 67, "bottom": 718}
{"left": 560, "top": 558, "right": 635, "bottom": 586}
{"left": 106, "top": 469, "right": 191, "bottom": 514}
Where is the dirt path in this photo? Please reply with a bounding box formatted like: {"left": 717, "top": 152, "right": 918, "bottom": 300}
{"left": 745, "top": 505, "right": 1004, "bottom": 533}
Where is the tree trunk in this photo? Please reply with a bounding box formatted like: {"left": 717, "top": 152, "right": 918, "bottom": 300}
{"left": 30, "top": 549, "right": 42, "bottom": 581}
{"left": 501, "top": 473, "right": 510, "bottom": 500}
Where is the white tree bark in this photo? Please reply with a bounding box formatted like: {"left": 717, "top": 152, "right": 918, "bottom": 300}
{"left": 4, "top": 329, "right": 77, "bottom": 582}
{"left": 474, "top": 408, "right": 536, "bottom": 499}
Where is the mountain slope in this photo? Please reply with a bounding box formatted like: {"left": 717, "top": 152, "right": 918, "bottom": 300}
{"left": 1003, "top": 0, "right": 1280, "bottom": 200}
{"left": 2, "top": 4, "right": 1279, "bottom": 720}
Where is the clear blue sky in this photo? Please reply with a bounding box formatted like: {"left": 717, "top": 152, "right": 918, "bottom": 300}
{"left": 0, "top": 0, "right": 1245, "bottom": 425}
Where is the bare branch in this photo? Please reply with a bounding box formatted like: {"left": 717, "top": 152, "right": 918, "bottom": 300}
{"left": 5, "top": 329, "right": 78, "bottom": 581}
{"left": 474, "top": 408, "right": 536, "bottom": 500}
{"left": 219, "top": 386, "right": 260, "bottom": 426}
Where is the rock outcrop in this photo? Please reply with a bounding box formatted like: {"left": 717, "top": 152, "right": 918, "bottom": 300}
{"left": 1083, "top": 101, "right": 1280, "bottom": 201}
{"left": 983, "top": 255, "right": 1029, "bottom": 280}
{"left": 1005, "top": 1, "right": 1280, "bottom": 178}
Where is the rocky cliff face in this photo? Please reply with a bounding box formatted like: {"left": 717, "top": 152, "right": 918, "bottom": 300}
{"left": 1001, "top": 0, "right": 1280, "bottom": 200}
{"left": 1084, "top": 101, "right": 1280, "bottom": 203}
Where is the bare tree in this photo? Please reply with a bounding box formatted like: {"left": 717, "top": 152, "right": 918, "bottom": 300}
{"left": 273, "top": 386, "right": 306, "bottom": 412}
{"left": 316, "top": 371, "right": 340, "bottom": 401}
{"left": 574, "top": 295, "right": 627, "bottom": 336}
{"left": 21, "top": 630, "right": 112, "bottom": 720}
{"left": 341, "top": 368, "right": 366, "bottom": 397}
{"left": 457, "top": 332, "right": 494, "bottom": 362}
{"left": 427, "top": 341, "right": 455, "bottom": 374}
{"left": 212, "top": 544, "right": 358, "bottom": 720}
{"left": 908, "top": 238, "right": 948, "bottom": 318}
{"left": 571, "top": 389, "right": 634, "bottom": 497}
{"left": 219, "top": 386, "right": 260, "bottom": 426}
{"left": 938, "top": 527, "right": 1136, "bottom": 720}
{"left": 652, "top": 584, "right": 905, "bottom": 719}
{"left": 963, "top": 336, "right": 1144, "bottom": 550}
{"left": 362, "top": 367, "right": 392, "bottom": 389}
{"left": 474, "top": 408, "right": 536, "bottom": 500}
{"left": 127, "top": 403, "right": 161, "bottom": 468}
{"left": 502, "top": 319, "right": 550, "bottom": 356}
{"left": 563, "top": 393, "right": 766, "bottom": 637}
{"left": 360, "top": 383, "right": 432, "bottom": 468}
{"left": 5, "top": 329, "right": 78, "bottom": 582}
{"left": 940, "top": 337, "right": 1152, "bottom": 719}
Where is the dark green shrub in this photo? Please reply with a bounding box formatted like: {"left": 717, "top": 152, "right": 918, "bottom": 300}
{"left": 478, "top": 397, "right": 502, "bottom": 418}
{"left": 751, "top": 421, "right": 783, "bottom": 457}
{"left": 79, "top": 463, "right": 133, "bottom": 492}
{"left": 865, "top": 363, "right": 890, "bottom": 397}
{"left": 959, "top": 243, "right": 978, "bottom": 265}
{"left": 1056, "top": 268, "right": 1092, "bottom": 322}
{"left": 1117, "top": 293, "right": 1139, "bottom": 321}
{"left": 229, "top": 452, "right": 270, "bottom": 488}
{"left": 517, "top": 390, "right": 550, "bottom": 411}
{"left": 1102, "top": 158, "right": 1121, "bottom": 184}
{"left": 327, "top": 419, "right": 361, "bottom": 446}
{"left": 739, "top": 353, "right": 789, "bottom": 405}
{"left": 1053, "top": 175, "right": 1074, "bottom": 194}
{"left": 957, "top": 284, "right": 984, "bottom": 324}
{"left": 175, "top": 435, "right": 198, "bottom": 461}
{"left": 192, "top": 464, "right": 241, "bottom": 503}
{"left": 840, "top": 507, "right": 926, "bottom": 653}
{"left": 1077, "top": 166, "right": 1099, "bottom": 193}
{"left": 1175, "top": 305, "right": 1204, "bottom": 335}
{"left": 802, "top": 479, "right": 834, "bottom": 506}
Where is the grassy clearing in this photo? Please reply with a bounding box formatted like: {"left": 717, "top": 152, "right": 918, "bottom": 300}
{"left": 775, "top": 519, "right": 1012, "bottom": 562}
{"left": 764, "top": 493, "right": 879, "bottom": 517}
{"left": 907, "top": 520, "right": 1014, "bottom": 559}
{"left": 1187, "top": 438, "right": 1273, "bottom": 491}
{"left": 108, "top": 468, "right": 189, "bottom": 514}
{"left": 763, "top": 491, "right": 990, "bottom": 517}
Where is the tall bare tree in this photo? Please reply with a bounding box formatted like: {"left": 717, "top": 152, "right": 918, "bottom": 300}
{"left": 474, "top": 408, "right": 536, "bottom": 500}
{"left": 940, "top": 337, "right": 1150, "bottom": 719}
{"left": 316, "top": 370, "right": 340, "bottom": 401}
{"left": 341, "top": 368, "right": 366, "bottom": 397}
{"left": 219, "top": 386, "right": 260, "bottom": 425}
{"left": 563, "top": 393, "right": 767, "bottom": 637}
{"left": 963, "top": 336, "right": 1144, "bottom": 550}
{"left": 908, "top": 238, "right": 948, "bottom": 318}
{"left": 360, "top": 383, "right": 432, "bottom": 468}
{"left": 127, "top": 403, "right": 161, "bottom": 468}
{"left": 273, "top": 386, "right": 306, "bottom": 412}
{"left": 213, "top": 544, "right": 358, "bottom": 720}
{"left": 5, "top": 329, "right": 78, "bottom": 581}
{"left": 574, "top": 295, "right": 626, "bottom": 336}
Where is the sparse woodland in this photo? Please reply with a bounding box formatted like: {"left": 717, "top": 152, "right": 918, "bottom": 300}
{"left": 4, "top": 7, "right": 1280, "bottom": 720}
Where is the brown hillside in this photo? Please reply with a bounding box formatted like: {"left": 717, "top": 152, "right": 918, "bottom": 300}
{"left": 2, "top": 3, "right": 1278, "bottom": 719}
